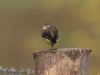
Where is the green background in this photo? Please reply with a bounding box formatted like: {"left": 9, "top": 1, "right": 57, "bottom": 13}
{"left": 0, "top": 0, "right": 100, "bottom": 74}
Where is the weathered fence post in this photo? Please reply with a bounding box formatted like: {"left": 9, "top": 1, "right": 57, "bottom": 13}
{"left": 33, "top": 48, "right": 91, "bottom": 75}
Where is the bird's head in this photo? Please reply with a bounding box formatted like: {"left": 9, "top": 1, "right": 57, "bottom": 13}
{"left": 43, "top": 24, "right": 51, "bottom": 30}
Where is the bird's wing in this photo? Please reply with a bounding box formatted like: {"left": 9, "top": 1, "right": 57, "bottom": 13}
{"left": 42, "top": 29, "right": 51, "bottom": 40}
{"left": 50, "top": 26, "right": 58, "bottom": 39}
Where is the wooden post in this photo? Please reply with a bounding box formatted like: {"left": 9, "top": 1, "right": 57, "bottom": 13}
{"left": 33, "top": 48, "right": 91, "bottom": 75}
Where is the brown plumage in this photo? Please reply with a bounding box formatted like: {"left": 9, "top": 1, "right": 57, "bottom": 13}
{"left": 42, "top": 24, "right": 58, "bottom": 50}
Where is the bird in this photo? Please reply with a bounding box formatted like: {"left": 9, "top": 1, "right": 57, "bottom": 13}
{"left": 42, "top": 23, "right": 58, "bottom": 50}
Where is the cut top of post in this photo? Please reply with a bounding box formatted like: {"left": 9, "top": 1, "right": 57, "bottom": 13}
{"left": 33, "top": 48, "right": 91, "bottom": 60}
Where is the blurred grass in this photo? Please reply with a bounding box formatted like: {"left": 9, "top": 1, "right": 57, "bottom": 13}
{"left": 0, "top": 0, "right": 100, "bottom": 74}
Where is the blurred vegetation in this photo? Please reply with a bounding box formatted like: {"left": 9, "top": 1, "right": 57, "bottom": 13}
{"left": 0, "top": 0, "right": 100, "bottom": 74}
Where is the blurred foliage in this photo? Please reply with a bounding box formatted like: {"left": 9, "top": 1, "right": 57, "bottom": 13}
{"left": 0, "top": 0, "right": 100, "bottom": 74}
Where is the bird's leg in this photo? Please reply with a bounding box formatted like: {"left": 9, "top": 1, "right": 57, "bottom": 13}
{"left": 51, "top": 44, "right": 53, "bottom": 50}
